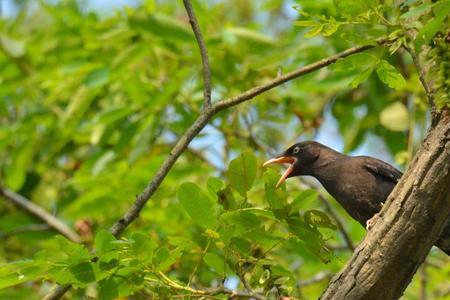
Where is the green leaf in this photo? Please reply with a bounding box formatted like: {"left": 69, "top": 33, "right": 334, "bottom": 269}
{"left": 0, "top": 260, "right": 44, "bottom": 289}
{"left": 289, "top": 189, "right": 319, "bottom": 213}
{"left": 376, "top": 60, "right": 406, "bottom": 90}
{"left": 98, "top": 277, "right": 119, "bottom": 300}
{"left": 415, "top": 0, "right": 450, "bottom": 51}
{"left": 226, "top": 152, "right": 257, "bottom": 197}
{"left": 97, "top": 106, "right": 136, "bottom": 125}
{"left": 304, "top": 210, "right": 337, "bottom": 230}
{"left": 227, "top": 27, "right": 275, "bottom": 46}
{"left": 177, "top": 182, "right": 218, "bottom": 229}
{"left": 206, "top": 177, "right": 225, "bottom": 194}
{"left": 287, "top": 218, "right": 330, "bottom": 263}
{"left": 85, "top": 67, "right": 109, "bottom": 88}
{"left": 400, "top": 3, "right": 434, "bottom": 19}
{"left": 379, "top": 102, "right": 409, "bottom": 132}
{"left": 68, "top": 262, "right": 96, "bottom": 284}
{"left": 130, "top": 232, "right": 157, "bottom": 263}
{"left": 263, "top": 169, "right": 289, "bottom": 219}
{"left": 304, "top": 25, "right": 323, "bottom": 38}
{"left": 154, "top": 247, "right": 182, "bottom": 271}
{"left": 5, "top": 139, "right": 35, "bottom": 190}
{"left": 350, "top": 67, "right": 374, "bottom": 88}
{"left": 55, "top": 236, "right": 91, "bottom": 262}
{"left": 130, "top": 13, "right": 193, "bottom": 41}
{"left": 221, "top": 210, "right": 261, "bottom": 236}
{"left": 294, "top": 20, "right": 320, "bottom": 27}
{"left": 259, "top": 269, "right": 271, "bottom": 284}
{"left": 168, "top": 236, "right": 199, "bottom": 252}
{"left": 95, "top": 230, "right": 118, "bottom": 262}
{"left": 333, "top": 53, "right": 377, "bottom": 73}
{"left": 322, "top": 23, "right": 340, "bottom": 36}
{"left": 203, "top": 253, "right": 232, "bottom": 275}
{"left": 0, "top": 36, "right": 25, "bottom": 57}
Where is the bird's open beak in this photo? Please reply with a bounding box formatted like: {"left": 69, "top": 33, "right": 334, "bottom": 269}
{"left": 263, "top": 156, "right": 297, "bottom": 188}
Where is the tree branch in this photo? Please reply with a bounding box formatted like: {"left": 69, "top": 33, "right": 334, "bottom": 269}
{"left": 45, "top": 32, "right": 389, "bottom": 300}
{"left": 0, "top": 186, "right": 81, "bottom": 243}
{"left": 109, "top": 39, "right": 386, "bottom": 238}
{"left": 213, "top": 39, "right": 386, "bottom": 112}
{"left": 183, "top": 0, "right": 212, "bottom": 109}
{"left": 320, "top": 110, "right": 450, "bottom": 299}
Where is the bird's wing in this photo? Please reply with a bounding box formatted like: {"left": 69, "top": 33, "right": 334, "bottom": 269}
{"left": 362, "top": 158, "right": 403, "bottom": 183}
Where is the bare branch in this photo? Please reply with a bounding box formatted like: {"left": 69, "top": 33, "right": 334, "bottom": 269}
{"left": 212, "top": 38, "right": 386, "bottom": 112}
{"left": 320, "top": 111, "right": 450, "bottom": 299}
{"left": 46, "top": 37, "right": 390, "bottom": 299}
{"left": 0, "top": 186, "right": 81, "bottom": 243}
{"left": 183, "top": 0, "right": 212, "bottom": 109}
{"left": 42, "top": 285, "right": 72, "bottom": 300}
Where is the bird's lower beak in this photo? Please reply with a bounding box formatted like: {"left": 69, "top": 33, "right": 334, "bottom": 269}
{"left": 263, "top": 156, "right": 297, "bottom": 188}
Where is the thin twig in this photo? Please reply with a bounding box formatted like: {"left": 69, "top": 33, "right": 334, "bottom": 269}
{"left": 183, "top": 0, "right": 212, "bottom": 109}
{"left": 403, "top": 45, "right": 435, "bottom": 110}
{"left": 0, "top": 186, "right": 81, "bottom": 243}
{"left": 45, "top": 31, "right": 390, "bottom": 300}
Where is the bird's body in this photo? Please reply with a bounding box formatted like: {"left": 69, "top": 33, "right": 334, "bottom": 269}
{"left": 263, "top": 141, "right": 450, "bottom": 255}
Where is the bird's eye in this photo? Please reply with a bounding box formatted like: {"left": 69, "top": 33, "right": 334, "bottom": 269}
{"left": 292, "top": 146, "right": 300, "bottom": 154}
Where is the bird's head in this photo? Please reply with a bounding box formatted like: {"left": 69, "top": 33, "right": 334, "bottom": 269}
{"left": 263, "top": 141, "right": 322, "bottom": 188}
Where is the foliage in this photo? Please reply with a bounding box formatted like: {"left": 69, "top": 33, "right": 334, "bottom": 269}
{"left": 0, "top": 0, "right": 448, "bottom": 299}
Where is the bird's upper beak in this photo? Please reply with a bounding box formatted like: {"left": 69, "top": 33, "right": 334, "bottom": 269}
{"left": 263, "top": 155, "right": 297, "bottom": 188}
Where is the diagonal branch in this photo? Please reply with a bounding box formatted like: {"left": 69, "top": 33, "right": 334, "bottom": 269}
{"left": 320, "top": 110, "right": 450, "bottom": 299}
{"left": 183, "top": 0, "right": 212, "bottom": 109}
{"left": 44, "top": 33, "right": 390, "bottom": 300}
{"left": 0, "top": 186, "right": 81, "bottom": 243}
{"left": 109, "top": 38, "right": 387, "bottom": 238}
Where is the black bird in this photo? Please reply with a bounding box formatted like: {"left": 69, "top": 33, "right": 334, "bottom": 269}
{"left": 263, "top": 140, "right": 450, "bottom": 255}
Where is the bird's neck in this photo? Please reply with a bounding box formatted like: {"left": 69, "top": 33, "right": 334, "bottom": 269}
{"left": 311, "top": 149, "right": 346, "bottom": 182}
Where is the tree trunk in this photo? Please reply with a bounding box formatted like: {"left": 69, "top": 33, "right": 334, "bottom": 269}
{"left": 320, "top": 110, "right": 450, "bottom": 300}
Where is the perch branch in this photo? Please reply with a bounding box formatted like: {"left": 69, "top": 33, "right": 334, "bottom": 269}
{"left": 45, "top": 19, "right": 389, "bottom": 300}
{"left": 0, "top": 186, "right": 81, "bottom": 243}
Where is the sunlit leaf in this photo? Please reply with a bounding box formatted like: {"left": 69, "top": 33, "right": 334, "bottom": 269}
{"left": 304, "top": 210, "right": 337, "bottom": 230}
{"left": 376, "top": 60, "right": 406, "bottom": 90}
{"left": 177, "top": 183, "right": 218, "bottom": 229}
{"left": 379, "top": 102, "right": 409, "bottom": 132}
{"left": 226, "top": 152, "right": 257, "bottom": 197}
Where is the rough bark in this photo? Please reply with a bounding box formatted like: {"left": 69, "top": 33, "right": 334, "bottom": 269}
{"left": 320, "top": 110, "right": 450, "bottom": 300}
